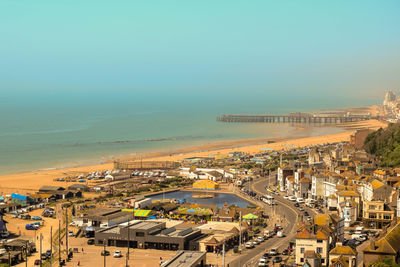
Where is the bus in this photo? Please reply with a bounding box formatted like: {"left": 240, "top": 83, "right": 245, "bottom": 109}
{"left": 263, "top": 195, "right": 275, "bottom": 205}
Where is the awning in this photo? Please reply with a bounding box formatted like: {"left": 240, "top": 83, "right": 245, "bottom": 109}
{"left": 242, "top": 213, "right": 258, "bottom": 219}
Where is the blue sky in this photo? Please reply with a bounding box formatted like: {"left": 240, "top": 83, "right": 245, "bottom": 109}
{"left": 1, "top": 0, "right": 399, "bottom": 106}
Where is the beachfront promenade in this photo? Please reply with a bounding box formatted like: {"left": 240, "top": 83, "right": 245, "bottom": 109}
{"left": 217, "top": 112, "right": 372, "bottom": 123}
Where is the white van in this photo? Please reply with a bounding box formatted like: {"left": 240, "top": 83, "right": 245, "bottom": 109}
{"left": 288, "top": 196, "right": 296, "bottom": 202}
{"left": 305, "top": 199, "right": 315, "bottom": 207}
{"left": 296, "top": 198, "right": 304, "bottom": 204}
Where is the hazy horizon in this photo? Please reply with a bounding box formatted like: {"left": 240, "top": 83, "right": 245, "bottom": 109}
{"left": 0, "top": 1, "right": 399, "bottom": 174}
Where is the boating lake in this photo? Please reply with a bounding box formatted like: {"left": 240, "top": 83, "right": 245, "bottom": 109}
{"left": 148, "top": 191, "right": 253, "bottom": 208}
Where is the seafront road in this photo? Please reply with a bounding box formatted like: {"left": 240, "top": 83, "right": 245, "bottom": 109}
{"left": 228, "top": 175, "right": 316, "bottom": 267}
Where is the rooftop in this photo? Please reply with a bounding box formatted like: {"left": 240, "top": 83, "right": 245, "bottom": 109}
{"left": 162, "top": 251, "right": 206, "bottom": 267}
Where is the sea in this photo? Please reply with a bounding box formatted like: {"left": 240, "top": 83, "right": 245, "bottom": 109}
{"left": 0, "top": 92, "right": 379, "bottom": 175}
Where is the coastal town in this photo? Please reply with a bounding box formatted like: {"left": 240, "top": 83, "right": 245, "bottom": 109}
{"left": 1, "top": 93, "right": 400, "bottom": 267}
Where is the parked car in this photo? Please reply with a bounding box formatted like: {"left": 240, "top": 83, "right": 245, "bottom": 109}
{"left": 282, "top": 249, "right": 289, "bottom": 255}
{"left": 245, "top": 242, "right": 254, "bottom": 249}
{"left": 269, "top": 248, "right": 278, "bottom": 256}
{"left": 277, "top": 231, "right": 284, "bottom": 238}
{"left": 298, "top": 206, "right": 304, "bottom": 211}
{"left": 45, "top": 249, "right": 52, "bottom": 257}
{"left": 87, "top": 239, "right": 95, "bottom": 245}
{"left": 101, "top": 250, "right": 110, "bottom": 256}
{"left": 113, "top": 250, "right": 122, "bottom": 258}
{"left": 294, "top": 203, "right": 299, "bottom": 207}
{"left": 68, "top": 231, "right": 74, "bottom": 237}
{"left": 262, "top": 253, "right": 270, "bottom": 259}
{"left": 304, "top": 211, "right": 309, "bottom": 216}
{"left": 283, "top": 196, "right": 289, "bottom": 200}
{"left": 25, "top": 224, "right": 39, "bottom": 230}
{"left": 257, "top": 236, "right": 264, "bottom": 243}
{"left": 34, "top": 259, "right": 41, "bottom": 266}
{"left": 258, "top": 258, "right": 268, "bottom": 266}
{"left": 32, "top": 216, "right": 42, "bottom": 220}
{"left": 273, "top": 256, "right": 282, "bottom": 263}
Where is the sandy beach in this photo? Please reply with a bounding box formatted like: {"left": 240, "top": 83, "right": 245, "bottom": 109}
{"left": 0, "top": 118, "right": 387, "bottom": 195}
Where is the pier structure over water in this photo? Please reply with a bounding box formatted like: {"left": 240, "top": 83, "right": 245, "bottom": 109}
{"left": 217, "top": 112, "right": 372, "bottom": 124}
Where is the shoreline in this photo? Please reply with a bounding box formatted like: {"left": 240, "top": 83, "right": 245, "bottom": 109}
{"left": 0, "top": 118, "right": 387, "bottom": 195}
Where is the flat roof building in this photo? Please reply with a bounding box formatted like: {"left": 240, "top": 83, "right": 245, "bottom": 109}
{"left": 161, "top": 251, "right": 206, "bottom": 267}
{"left": 95, "top": 220, "right": 204, "bottom": 251}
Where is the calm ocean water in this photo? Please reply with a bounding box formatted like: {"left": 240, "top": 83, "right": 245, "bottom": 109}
{"left": 0, "top": 92, "right": 378, "bottom": 174}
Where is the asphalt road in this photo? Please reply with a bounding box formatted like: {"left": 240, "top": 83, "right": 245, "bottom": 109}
{"left": 228, "top": 175, "right": 300, "bottom": 267}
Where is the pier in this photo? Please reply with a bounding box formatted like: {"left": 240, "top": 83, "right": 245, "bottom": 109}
{"left": 217, "top": 112, "right": 372, "bottom": 124}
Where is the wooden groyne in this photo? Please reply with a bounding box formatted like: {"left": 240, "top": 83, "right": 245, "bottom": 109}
{"left": 217, "top": 112, "right": 372, "bottom": 124}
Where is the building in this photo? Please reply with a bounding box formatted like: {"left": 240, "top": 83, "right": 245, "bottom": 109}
{"left": 95, "top": 220, "right": 203, "bottom": 251}
{"left": 339, "top": 201, "right": 358, "bottom": 227}
{"left": 361, "top": 179, "right": 392, "bottom": 202}
{"left": 278, "top": 166, "right": 294, "bottom": 192}
{"left": 0, "top": 203, "right": 21, "bottom": 213}
{"left": 0, "top": 213, "right": 8, "bottom": 238}
{"left": 192, "top": 180, "right": 219, "bottom": 190}
{"left": 312, "top": 175, "right": 328, "bottom": 200}
{"left": 73, "top": 208, "right": 133, "bottom": 227}
{"left": 303, "top": 251, "right": 322, "bottom": 267}
{"left": 296, "top": 227, "right": 331, "bottom": 266}
{"left": 362, "top": 200, "right": 395, "bottom": 229}
{"left": 349, "top": 129, "right": 374, "bottom": 149}
{"left": 10, "top": 193, "right": 35, "bottom": 207}
{"left": 161, "top": 251, "right": 206, "bottom": 267}
{"left": 363, "top": 222, "right": 400, "bottom": 266}
{"left": 68, "top": 184, "right": 90, "bottom": 192}
{"left": 329, "top": 245, "right": 357, "bottom": 267}
{"left": 298, "top": 177, "right": 311, "bottom": 199}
